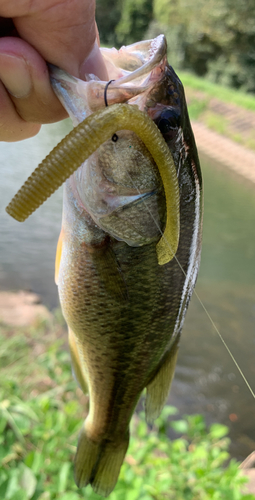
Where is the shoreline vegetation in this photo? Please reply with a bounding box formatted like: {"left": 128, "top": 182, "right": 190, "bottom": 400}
{"left": 0, "top": 291, "right": 255, "bottom": 498}
{"left": 180, "top": 72, "right": 255, "bottom": 113}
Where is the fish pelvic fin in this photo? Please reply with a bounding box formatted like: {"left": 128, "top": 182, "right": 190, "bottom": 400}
{"left": 68, "top": 329, "right": 88, "bottom": 394}
{"left": 145, "top": 332, "right": 180, "bottom": 424}
{"left": 74, "top": 425, "right": 129, "bottom": 497}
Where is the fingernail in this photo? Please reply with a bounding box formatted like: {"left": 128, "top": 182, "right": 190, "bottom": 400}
{"left": 0, "top": 53, "right": 32, "bottom": 98}
{"left": 80, "top": 41, "right": 108, "bottom": 82}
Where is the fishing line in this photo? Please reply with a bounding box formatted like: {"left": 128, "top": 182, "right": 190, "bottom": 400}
{"left": 126, "top": 171, "right": 255, "bottom": 400}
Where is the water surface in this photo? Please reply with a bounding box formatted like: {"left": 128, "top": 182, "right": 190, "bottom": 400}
{"left": 172, "top": 154, "right": 255, "bottom": 459}
{"left": 0, "top": 120, "right": 72, "bottom": 308}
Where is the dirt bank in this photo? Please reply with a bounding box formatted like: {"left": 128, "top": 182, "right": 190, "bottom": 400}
{"left": 192, "top": 121, "right": 255, "bottom": 185}
{"left": 0, "top": 290, "right": 52, "bottom": 327}
{"left": 185, "top": 87, "right": 255, "bottom": 185}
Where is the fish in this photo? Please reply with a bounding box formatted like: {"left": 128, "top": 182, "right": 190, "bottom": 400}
{"left": 6, "top": 35, "right": 203, "bottom": 497}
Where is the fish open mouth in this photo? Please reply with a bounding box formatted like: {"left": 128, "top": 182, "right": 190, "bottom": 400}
{"left": 48, "top": 35, "right": 168, "bottom": 124}
{"left": 6, "top": 36, "right": 180, "bottom": 265}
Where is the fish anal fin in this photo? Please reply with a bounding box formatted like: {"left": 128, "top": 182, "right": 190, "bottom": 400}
{"left": 55, "top": 229, "right": 63, "bottom": 285}
{"left": 145, "top": 333, "right": 180, "bottom": 424}
{"left": 69, "top": 328, "right": 88, "bottom": 395}
{"left": 74, "top": 424, "right": 129, "bottom": 497}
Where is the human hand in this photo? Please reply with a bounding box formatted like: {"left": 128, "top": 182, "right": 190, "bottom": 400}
{"left": 0, "top": 0, "right": 108, "bottom": 141}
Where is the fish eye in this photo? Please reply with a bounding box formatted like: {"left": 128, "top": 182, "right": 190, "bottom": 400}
{"left": 156, "top": 108, "right": 181, "bottom": 138}
{"left": 112, "top": 133, "right": 118, "bottom": 142}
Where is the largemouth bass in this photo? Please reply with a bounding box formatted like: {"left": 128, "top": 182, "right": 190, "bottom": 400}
{"left": 6, "top": 35, "right": 203, "bottom": 497}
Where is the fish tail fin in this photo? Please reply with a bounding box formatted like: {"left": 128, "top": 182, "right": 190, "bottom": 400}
{"left": 74, "top": 423, "right": 129, "bottom": 497}
{"left": 145, "top": 333, "right": 180, "bottom": 423}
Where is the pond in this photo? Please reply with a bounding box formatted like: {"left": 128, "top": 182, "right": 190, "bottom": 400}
{"left": 1, "top": 122, "right": 255, "bottom": 461}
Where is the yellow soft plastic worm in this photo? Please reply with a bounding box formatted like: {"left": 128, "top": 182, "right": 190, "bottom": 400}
{"left": 6, "top": 104, "right": 179, "bottom": 265}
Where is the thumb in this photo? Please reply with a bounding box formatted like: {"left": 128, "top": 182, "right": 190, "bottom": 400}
{"left": 2, "top": 0, "right": 107, "bottom": 79}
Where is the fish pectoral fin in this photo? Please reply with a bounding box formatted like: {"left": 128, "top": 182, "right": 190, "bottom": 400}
{"left": 145, "top": 332, "right": 180, "bottom": 424}
{"left": 93, "top": 244, "right": 128, "bottom": 301}
{"left": 69, "top": 328, "right": 88, "bottom": 394}
{"left": 74, "top": 425, "right": 129, "bottom": 497}
{"left": 55, "top": 229, "right": 63, "bottom": 285}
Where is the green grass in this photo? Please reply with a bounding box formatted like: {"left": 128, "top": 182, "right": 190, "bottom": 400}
{"left": 185, "top": 98, "right": 208, "bottom": 121}
{"left": 204, "top": 112, "right": 228, "bottom": 135}
{"left": 0, "top": 317, "right": 254, "bottom": 500}
{"left": 246, "top": 136, "right": 255, "bottom": 151}
{"left": 179, "top": 71, "right": 255, "bottom": 112}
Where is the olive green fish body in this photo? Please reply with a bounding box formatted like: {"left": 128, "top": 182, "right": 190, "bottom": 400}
{"left": 58, "top": 182, "right": 178, "bottom": 427}
{"left": 54, "top": 37, "right": 202, "bottom": 496}
{"left": 6, "top": 35, "right": 202, "bottom": 497}
{"left": 55, "top": 61, "right": 202, "bottom": 490}
{"left": 57, "top": 177, "right": 194, "bottom": 495}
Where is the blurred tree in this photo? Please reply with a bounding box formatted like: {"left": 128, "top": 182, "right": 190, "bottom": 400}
{"left": 96, "top": 0, "right": 122, "bottom": 46}
{"left": 116, "top": 0, "right": 153, "bottom": 45}
{"left": 204, "top": 0, "right": 255, "bottom": 92}
{"left": 151, "top": 0, "right": 255, "bottom": 92}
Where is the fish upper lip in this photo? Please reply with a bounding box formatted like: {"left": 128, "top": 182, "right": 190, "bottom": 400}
{"left": 100, "top": 35, "right": 167, "bottom": 86}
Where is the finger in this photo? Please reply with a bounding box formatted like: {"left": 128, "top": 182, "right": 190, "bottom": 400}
{"left": 1, "top": 0, "right": 107, "bottom": 79}
{"left": 0, "top": 37, "right": 68, "bottom": 127}
{"left": 0, "top": 81, "right": 41, "bottom": 142}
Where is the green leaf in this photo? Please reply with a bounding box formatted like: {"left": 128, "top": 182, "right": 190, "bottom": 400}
{"left": 172, "top": 438, "right": 188, "bottom": 453}
{"left": 37, "top": 493, "right": 51, "bottom": 500}
{"left": 57, "top": 462, "right": 71, "bottom": 493}
{"left": 19, "top": 465, "right": 37, "bottom": 500}
{"left": 9, "top": 490, "right": 27, "bottom": 500}
{"left": 10, "top": 402, "right": 38, "bottom": 422}
{"left": 31, "top": 451, "right": 44, "bottom": 475}
{"left": 170, "top": 419, "right": 189, "bottom": 434}
{"left": 157, "top": 406, "right": 178, "bottom": 420}
{"left": 0, "top": 416, "right": 7, "bottom": 433}
{"left": 60, "top": 493, "right": 81, "bottom": 500}
{"left": 0, "top": 478, "right": 9, "bottom": 499}
{"left": 1, "top": 409, "right": 25, "bottom": 445}
{"left": 209, "top": 424, "right": 229, "bottom": 439}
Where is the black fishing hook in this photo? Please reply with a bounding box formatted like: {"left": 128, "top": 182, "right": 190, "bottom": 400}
{"left": 104, "top": 79, "right": 115, "bottom": 107}
{"left": 104, "top": 80, "right": 118, "bottom": 142}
